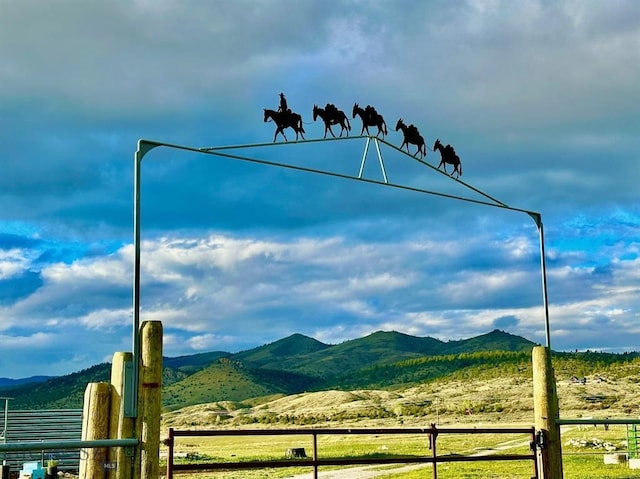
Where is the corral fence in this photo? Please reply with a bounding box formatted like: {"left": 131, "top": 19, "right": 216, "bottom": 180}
{"left": 164, "top": 425, "right": 538, "bottom": 479}
{"left": 1, "top": 409, "right": 83, "bottom": 471}
{"left": 558, "top": 417, "right": 640, "bottom": 464}
{"left": 0, "top": 408, "right": 138, "bottom": 475}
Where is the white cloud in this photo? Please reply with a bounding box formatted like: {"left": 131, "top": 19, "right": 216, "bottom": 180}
{"left": 0, "top": 249, "right": 30, "bottom": 279}
{"left": 0, "top": 0, "right": 638, "bottom": 376}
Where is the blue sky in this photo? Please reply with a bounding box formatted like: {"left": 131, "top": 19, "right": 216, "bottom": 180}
{"left": 1, "top": 0, "right": 638, "bottom": 378}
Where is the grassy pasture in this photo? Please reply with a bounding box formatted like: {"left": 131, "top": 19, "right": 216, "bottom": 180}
{"left": 160, "top": 352, "right": 640, "bottom": 478}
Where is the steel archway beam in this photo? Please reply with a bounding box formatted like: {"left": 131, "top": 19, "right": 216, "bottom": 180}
{"left": 129, "top": 135, "right": 551, "bottom": 417}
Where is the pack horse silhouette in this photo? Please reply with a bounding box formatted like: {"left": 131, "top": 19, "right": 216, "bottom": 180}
{"left": 312, "top": 104, "right": 351, "bottom": 138}
{"left": 395, "top": 119, "right": 427, "bottom": 159}
{"left": 433, "top": 138, "right": 462, "bottom": 177}
{"left": 352, "top": 103, "right": 388, "bottom": 138}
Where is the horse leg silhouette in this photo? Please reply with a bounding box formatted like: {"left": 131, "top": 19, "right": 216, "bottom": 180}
{"left": 274, "top": 125, "right": 287, "bottom": 142}
{"left": 416, "top": 139, "right": 426, "bottom": 159}
{"left": 325, "top": 120, "right": 335, "bottom": 138}
{"left": 376, "top": 119, "right": 387, "bottom": 138}
{"left": 342, "top": 115, "right": 351, "bottom": 137}
{"left": 453, "top": 159, "right": 462, "bottom": 177}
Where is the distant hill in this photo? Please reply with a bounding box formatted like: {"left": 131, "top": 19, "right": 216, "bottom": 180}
{"left": 234, "top": 333, "right": 330, "bottom": 368}
{"left": 164, "top": 351, "right": 231, "bottom": 373}
{"left": 0, "top": 376, "right": 51, "bottom": 388}
{"left": 1, "top": 329, "right": 539, "bottom": 410}
{"left": 0, "top": 364, "right": 111, "bottom": 409}
{"left": 443, "top": 329, "right": 538, "bottom": 355}
{"left": 162, "top": 357, "right": 319, "bottom": 410}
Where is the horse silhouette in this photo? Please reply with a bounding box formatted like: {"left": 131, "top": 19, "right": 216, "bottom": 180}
{"left": 433, "top": 138, "right": 462, "bottom": 177}
{"left": 352, "top": 103, "right": 388, "bottom": 138}
{"left": 263, "top": 108, "right": 305, "bottom": 142}
{"left": 395, "top": 119, "right": 427, "bottom": 158}
{"left": 313, "top": 104, "right": 351, "bottom": 138}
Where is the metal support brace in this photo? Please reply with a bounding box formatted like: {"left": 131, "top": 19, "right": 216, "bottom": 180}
{"left": 358, "top": 136, "right": 388, "bottom": 183}
{"left": 374, "top": 139, "right": 388, "bottom": 183}
{"left": 358, "top": 137, "right": 370, "bottom": 179}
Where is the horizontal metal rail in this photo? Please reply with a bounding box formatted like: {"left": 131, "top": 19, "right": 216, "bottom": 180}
{"left": 0, "top": 438, "right": 138, "bottom": 452}
{"left": 557, "top": 418, "right": 640, "bottom": 426}
{"left": 169, "top": 426, "right": 534, "bottom": 436}
{"left": 166, "top": 426, "right": 537, "bottom": 479}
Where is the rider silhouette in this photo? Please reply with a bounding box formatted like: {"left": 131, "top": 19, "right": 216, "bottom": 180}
{"left": 278, "top": 93, "right": 288, "bottom": 113}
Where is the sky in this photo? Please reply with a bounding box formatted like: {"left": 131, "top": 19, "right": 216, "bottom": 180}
{"left": 0, "top": 0, "right": 638, "bottom": 378}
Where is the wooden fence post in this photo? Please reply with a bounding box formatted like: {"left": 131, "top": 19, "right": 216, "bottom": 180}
{"left": 532, "top": 346, "right": 563, "bottom": 479}
{"left": 109, "top": 352, "right": 134, "bottom": 479}
{"left": 80, "top": 382, "right": 112, "bottom": 479}
{"left": 135, "top": 321, "right": 163, "bottom": 479}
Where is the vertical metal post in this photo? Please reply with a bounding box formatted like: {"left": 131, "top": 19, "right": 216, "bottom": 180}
{"left": 130, "top": 147, "right": 142, "bottom": 419}
{"left": 1, "top": 398, "right": 8, "bottom": 443}
{"left": 430, "top": 423, "right": 438, "bottom": 479}
{"left": 166, "top": 428, "right": 174, "bottom": 479}
{"left": 529, "top": 213, "right": 551, "bottom": 348}
{"left": 1, "top": 398, "right": 8, "bottom": 467}
{"left": 531, "top": 427, "right": 540, "bottom": 479}
{"left": 130, "top": 140, "right": 158, "bottom": 418}
{"left": 312, "top": 432, "right": 318, "bottom": 479}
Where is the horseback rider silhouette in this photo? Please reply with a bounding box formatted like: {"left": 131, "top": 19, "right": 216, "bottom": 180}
{"left": 278, "top": 92, "right": 288, "bottom": 113}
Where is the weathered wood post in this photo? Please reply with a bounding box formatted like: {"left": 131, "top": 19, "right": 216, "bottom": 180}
{"left": 80, "top": 382, "right": 112, "bottom": 479}
{"left": 109, "top": 352, "right": 134, "bottom": 479}
{"left": 532, "top": 346, "right": 563, "bottom": 479}
{"left": 135, "top": 321, "right": 163, "bottom": 479}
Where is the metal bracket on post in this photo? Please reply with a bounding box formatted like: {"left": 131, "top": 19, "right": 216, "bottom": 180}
{"left": 122, "top": 359, "right": 135, "bottom": 418}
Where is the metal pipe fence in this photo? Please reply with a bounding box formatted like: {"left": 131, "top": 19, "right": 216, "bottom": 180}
{"left": 164, "top": 425, "right": 538, "bottom": 479}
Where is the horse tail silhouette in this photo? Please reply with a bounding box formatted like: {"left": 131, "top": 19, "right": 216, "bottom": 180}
{"left": 383, "top": 120, "right": 388, "bottom": 136}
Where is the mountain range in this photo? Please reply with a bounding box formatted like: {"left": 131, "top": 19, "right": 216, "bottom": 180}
{"left": 0, "top": 329, "right": 538, "bottom": 410}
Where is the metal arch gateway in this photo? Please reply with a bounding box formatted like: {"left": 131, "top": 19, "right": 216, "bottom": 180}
{"left": 129, "top": 135, "right": 551, "bottom": 418}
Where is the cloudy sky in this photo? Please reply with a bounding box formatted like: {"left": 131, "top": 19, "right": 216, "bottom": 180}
{"left": 1, "top": 0, "right": 638, "bottom": 378}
